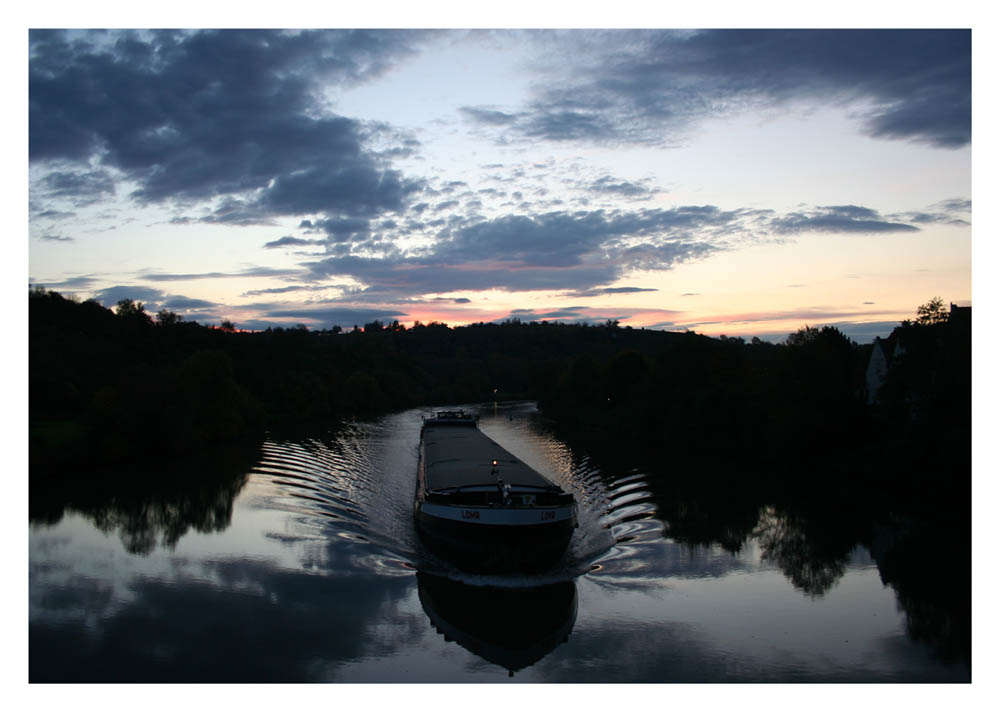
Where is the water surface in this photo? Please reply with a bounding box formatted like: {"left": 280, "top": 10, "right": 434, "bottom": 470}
{"left": 29, "top": 402, "right": 969, "bottom": 682}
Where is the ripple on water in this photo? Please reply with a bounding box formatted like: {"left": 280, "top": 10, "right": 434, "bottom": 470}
{"left": 254, "top": 405, "right": 667, "bottom": 582}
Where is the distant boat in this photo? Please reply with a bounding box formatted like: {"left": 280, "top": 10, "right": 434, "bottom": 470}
{"left": 414, "top": 410, "right": 577, "bottom": 572}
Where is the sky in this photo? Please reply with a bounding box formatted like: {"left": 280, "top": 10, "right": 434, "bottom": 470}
{"left": 26, "top": 21, "right": 974, "bottom": 342}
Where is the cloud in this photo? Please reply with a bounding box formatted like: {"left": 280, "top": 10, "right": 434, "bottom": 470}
{"left": 459, "top": 107, "right": 518, "bottom": 126}
{"left": 462, "top": 30, "right": 969, "bottom": 149}
{"left": 437, "top": 207, "right": 749, "bottom": 268}
{"left": 769, "top": 205, "right": 920, "bottom": 234}
{"left": 283, "top": 198, "right": 926, "bottom": 299}
{"left": 161, "top": 297, "right": 218, "bottom": 310}
{"left": 40, "top": 169, "right": 116, "bottom": 204}
{"left": 37, "top": 234, "right": 74, "bottom": 242}
{"left": 139, "top": 267, "right": 302, "bottom": 281}
{"left": 240, "top": 285, "right": 340, "bottom": 297}
{"left": 586, "top": 176, "right": 660, "bottom": 200}
{"left": 297, "top": 205, "right": 752, "bottom": 295}
{"left": 30, "top": 550, "right": 417, "bottom": 682}
{"left": 891, "top": 198, "right": 972, "bottom": 227}
{"left": 31, "top": 208, "right": 77, "bottom": 221}
{"left": 255, "top": 305, "right": 407, "bottom": 328}
{"left": 92, "top": 285, "right": 169, "bottom": 309}
{"left": 263, "top": 236, "right": 326, "bottom": 249}
{"left": 671, "top": 306, "right": 903, "bottom": 337}
{"left": 567, "top": 286, "right": 659, "bottom": 298}
{"left": 933, "top": 198, "right": 971, "bottom": 213}
{"left": 30, "top": 275, "right": 99, "bottom": 290}
{"left": 89, "top": 285, "right": 224, "bottom": 318}
{"left": 28, "top": 29, "right": 961, "bottom": 327}
{"left": 29, "top": 30, "right": 428, "bottom": 223}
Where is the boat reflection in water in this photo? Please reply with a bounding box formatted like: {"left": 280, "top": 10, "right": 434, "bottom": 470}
{"left": 417, "top": 572, "right": 578, "bottom": 676}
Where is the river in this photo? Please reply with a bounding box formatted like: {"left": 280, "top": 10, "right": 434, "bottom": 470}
{"left": 28, "top": 402, "right": 970, "bottom": 682}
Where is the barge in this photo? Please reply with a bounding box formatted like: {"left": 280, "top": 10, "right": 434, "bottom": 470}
{"left": 414, "top": 411, "right": 577, "bottom": 572}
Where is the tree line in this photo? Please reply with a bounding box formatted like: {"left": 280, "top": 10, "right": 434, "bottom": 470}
{"left": 30, "top": 287, "right": 969, "bottom": 495}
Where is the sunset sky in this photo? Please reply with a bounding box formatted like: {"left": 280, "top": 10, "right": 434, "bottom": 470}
{"left": 27, "top": 22, "right": 973, "bottom": 342}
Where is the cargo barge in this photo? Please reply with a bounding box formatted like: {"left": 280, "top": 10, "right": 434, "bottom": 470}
{"left": 414, "top": 411, "right": 577, "bottom": 572}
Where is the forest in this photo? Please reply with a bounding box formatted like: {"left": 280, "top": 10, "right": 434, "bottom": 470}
{"left": 29, "top": 286, "right": 970, "bottom": 503}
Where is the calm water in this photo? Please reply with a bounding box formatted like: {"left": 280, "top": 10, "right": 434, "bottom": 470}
{"left": 29, "top": 402, "right": 970, "bottom": 682}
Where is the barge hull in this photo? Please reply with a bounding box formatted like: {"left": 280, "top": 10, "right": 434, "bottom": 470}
{"left": 415, "top": 507, "right": 574, "bottom": 573}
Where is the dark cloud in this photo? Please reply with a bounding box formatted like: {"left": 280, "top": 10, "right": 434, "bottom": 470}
{"left": 521, "top": 110, "right": 616, "bottom": 143}
{"left": 434, "top": 200, "right": 460, "bottom": 212}
{"left": 891, "top": 198, "right": 971, "bottom": 227}
{"left": 31, "top": 275, "right": 99, "bottom": 290}
{"left": 569, "top": 287, "right": 659, "bottom": 297}
{"left": 40, "top": 169, "right": 116, "bottom": 204}
{"left": 438, "top": 207, "right": 747, "bottom": 268}
{"left": 30, "top": 30, "right": 428, "bottom": 223}
{"left": 673, "top": 308, "right": 902, "bottom": 339}
{"left": 31, "top": 208, "right": 77, "bottom": 221}
{"left": 459, "top": 107, "right": 519, "bottom": 126}
{"left": 194, "top": 198, "right": 278, "bottom": 226}
{"left": 463, "top": 30, "right": 969, "bottom": 149}
{"left": 303, "top": 253, "right": 614, "bottom": 295}
{"left": 933, "top": 198, "right": 971, "bottom": 213}
{"left": 297, "top": 205, "right": 749, "bottom": 295}
{"left": 89, "top": 286, "right": 223, "bottom": 319}
{"left": 439, "top": 180, "right": 469, "bottom": 194}
{"left": 587, "top": 176, "right": 660, "bottom": 200}
{"left": 139, "top": 267, "right": 302, "bottom": 281}
{"left": 256, "top": 305, "right": 407, "bottom": 328}
{"left": 161, "top": 297, "right": 217, "bottom": 310}
{"left": 263, "top": 236, "right": 326, "bottom": 249}
{"left": 92, "top": 285, "right": 169, "bottom": 309}
{"left": 769, "top": 205, "right": 920, "bottom": 234}
{"left": 240, "top": 285, "right": 337, "bottom": 297}
{"left": 291, "top": 199, "right": 925, "bottom": 297}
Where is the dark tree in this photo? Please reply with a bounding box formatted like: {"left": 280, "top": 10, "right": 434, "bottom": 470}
{"left": 116, "top": 298, "right": 152, "bottom": 324}
{"left": 157, "top": 309, "right": 182, "bottom": 326}
{"left": 915, "top": 296, "right": 949, "bottom": 325}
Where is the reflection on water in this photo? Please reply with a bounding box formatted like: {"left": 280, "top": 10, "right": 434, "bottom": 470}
{"left": 29, "top": 442, "right": 258, "bottom": 555}
{"left": 417, "top": 573, "right": 578, "bottom": 676}
{"left": 29, "top": 402, "right": 970, "bottom": 681}
{"left": 753, "top": 505, "right": 851, "bottom": 597}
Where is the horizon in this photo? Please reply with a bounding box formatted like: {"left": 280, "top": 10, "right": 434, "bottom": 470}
{"left": 28, "top": 28, "right": 971, "bottom": 345}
